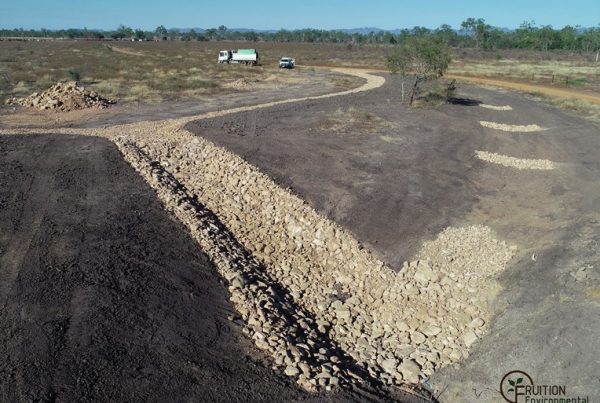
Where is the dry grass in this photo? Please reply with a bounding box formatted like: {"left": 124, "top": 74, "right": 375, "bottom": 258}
{"left": 2, "top": 40, "right": 598, "bottom": 120}
{"left": 525, "top": 93, "right": 600, "bottom": 123}
{"left": 0, "top": 40, "right": 379, "bottom": 104}
{"left": 449, "top": 51, "right": 600, "bottom": 94}
{"left": 0, "top": 41, "right": 303, "bottom": 103}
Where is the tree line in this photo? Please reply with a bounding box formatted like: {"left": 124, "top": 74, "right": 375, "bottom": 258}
{"left": 2, "top": 19, "right": 600, "bottom": 52}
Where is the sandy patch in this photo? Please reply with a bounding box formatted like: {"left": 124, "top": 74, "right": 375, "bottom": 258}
{"left": 476, "top": 150, "right": 556, "bottom": 170}
{"left": 479, "top": 104, "right": 513, "bottom": 111}
{"left": 480, "top": 120, "right": 545, "bottom": 132}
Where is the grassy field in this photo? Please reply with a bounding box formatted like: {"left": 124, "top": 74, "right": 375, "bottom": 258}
{"left": 448, "top": 49, "right": 600, "bottom": 122}
{"left": 450, "top": 55, "right": 600, "bottom": 92}
{"left": 1, "top": 40, "right": 598, "bottom": 109}
{"left": 0, "top": 40, "right": 390, "bottom": 104}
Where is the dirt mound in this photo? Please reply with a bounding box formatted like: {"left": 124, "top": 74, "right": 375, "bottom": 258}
{"left": 6, "top": 81, "right": 115, "bottom": 111}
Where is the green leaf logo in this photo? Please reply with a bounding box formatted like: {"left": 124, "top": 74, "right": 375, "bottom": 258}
{"left": 509, "top": 380, "right": 515, "bottom": 386}
{"left": 516, "top": 378, "right": 523, "bottom": 384}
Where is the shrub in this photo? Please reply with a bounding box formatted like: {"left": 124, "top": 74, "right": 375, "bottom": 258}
{"left": 67, "top": 69, "right": 81, "bottom": 82}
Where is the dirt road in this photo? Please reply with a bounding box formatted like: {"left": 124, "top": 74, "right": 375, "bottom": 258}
{"left": 0, "top": 68, "right": 364, "bottom": 130}
{"left": 447, "top": 74, "right": 600, "bottom": 105}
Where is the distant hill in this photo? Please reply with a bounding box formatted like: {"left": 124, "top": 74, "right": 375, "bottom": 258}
{"left": 172, "top": 27, "right": 392, "bottom": 34}
{"left": 335, "top": 27, "right": 386, "bottom": 34}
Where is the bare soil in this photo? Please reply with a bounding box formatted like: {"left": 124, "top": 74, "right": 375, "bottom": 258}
{"left": 0, "top": 134, "right": 367, "bottom": 402}
{"left": 185, "top": 75, "right": 600, "bottom": 400}
{"left": 0, "top": 68, "right": 362, "bottom": 129}
{"left": 1, "top": 69, "right": 599, "bottom": 402}
{"left": 186, "top": 75, "right": 479, "bottom": 266}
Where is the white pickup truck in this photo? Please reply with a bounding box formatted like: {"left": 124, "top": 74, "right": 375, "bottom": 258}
{"left": 218, "top": 49, "right": 259, "bottom": 65}
{"left": 279, "top": 57, "right": 295, "bottom": 69}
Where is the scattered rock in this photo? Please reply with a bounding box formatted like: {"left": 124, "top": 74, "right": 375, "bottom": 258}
{"left": 463, "top": 331, "right": 478, "bottom": 348}
{"left": 398, "top": 360, "right": 421, "bottom": 383}
{"left": 284, "top": 365, "right": 300, "bottom": 377}
{"left": 422, "top": 325, "right": 442, "bottom": 337}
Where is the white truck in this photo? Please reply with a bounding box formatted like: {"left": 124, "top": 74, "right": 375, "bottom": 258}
{"left": 218, "top": 49, "right": 259, "bottom": 65}
{"left": 279, "top": 57, "right": 295, "bottom": 69}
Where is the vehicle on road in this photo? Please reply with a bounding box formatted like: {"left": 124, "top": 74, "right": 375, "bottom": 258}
{"left": 218, "top": 49, "right": 259, "bottom": 65}
{"left": 279, "top": 57, "right": 295, "bottom": 69}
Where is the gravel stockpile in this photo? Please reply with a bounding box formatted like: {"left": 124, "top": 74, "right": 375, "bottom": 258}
{"left": 480, "top": 120, "right": 545, "bottom": 132}
{"left": 6, "top": 81, "right": 115, "bottom": 111}
{"left": 476, "top": 150, "right": 556, "bottom": 170}
{"left": 479, "top": 104, "right": 513, "bottom": 111}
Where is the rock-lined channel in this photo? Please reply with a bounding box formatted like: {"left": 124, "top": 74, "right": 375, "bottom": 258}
{"left": 0, "top": 69, "right": 515, "bottom": 395}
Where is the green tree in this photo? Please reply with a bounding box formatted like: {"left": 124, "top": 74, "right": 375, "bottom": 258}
{"left": 155, "top": 25, "right": 168, "bottom": 40}
{"left": 386, "top": 50, "right": 412, "bottom": 101}
{"left": 461, "top": 18, "right": 491, "bottom": 48}
{"left": 217, "top": 25, "right": 228, "bottom": 39}
{"left": 559, "top": 25, "right": 578, "bottom": 50}
{"left": 435, "top": 24, "right": 459, "bottom": 46}
{"left": 387, "top": 36, "right": 451, "bottom": 105}
{"left": 205, "top": 28, "right": 218, "bottom": 41}
{"left": 111, "top": 24, "right": 133, "bottom": 40}
{"left": 134, "top": 29, "right": 145, "bottom": 41}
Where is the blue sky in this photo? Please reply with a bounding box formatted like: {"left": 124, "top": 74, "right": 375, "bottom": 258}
{"left": 1, "top": 0, "right": 599, "bottom": 31}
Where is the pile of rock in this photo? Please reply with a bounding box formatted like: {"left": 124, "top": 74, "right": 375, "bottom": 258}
{"left": 6, "top": 81, "right": 115, "bottom": 111}
{"left": 115, "top": 137, "right": 362, "bottom": 392}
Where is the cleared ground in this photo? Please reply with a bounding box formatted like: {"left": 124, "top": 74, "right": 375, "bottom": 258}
{"left": 0, "top": 134, "right": 349, "bottom": 402}
{"left": 0, "top": 65, "right": 599, "bottom": 402}
{"left": 186, "top": 77, "right": 600, "bottom": 400}
{"left": 0, "top": 68, "right": 362, "bottom": 129}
